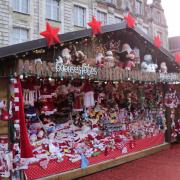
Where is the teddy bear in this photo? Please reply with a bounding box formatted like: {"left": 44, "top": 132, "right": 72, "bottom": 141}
{"left": 74, "top": 50, "right": 86, "bottom": 65}
{"left": 104, "top": 51, "right": 115, "bottom": 68}
{"left": 141, "top": 54, "right": 158, "bottom": 73}
{"left": 159, "top": 62, "right": 168, "bottom": 73}
{"left": 61, "top": 48, "right": 72, "bottom": 64}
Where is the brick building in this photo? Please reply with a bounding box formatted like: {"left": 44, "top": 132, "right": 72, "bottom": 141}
{"left": 0, "top": 0, "right": 168, "bottom": 48}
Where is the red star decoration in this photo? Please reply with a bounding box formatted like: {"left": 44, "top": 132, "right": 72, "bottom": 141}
{"left": 88, "top": 16, "right": 102, "bottom": 36}
{"left": 124, "top": 12, "right": 135, "bottom": 28}
{"left": 40, "top": 22, "right": 60, "bottom": 47}
{"left": 154, "top": 35, "right": 161, "bottom": 48}
{"left": 175, "top": 53, "right": 180, "bottom": 64}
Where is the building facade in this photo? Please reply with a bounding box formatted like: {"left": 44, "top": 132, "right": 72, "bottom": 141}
{"left": 169, "top": 36, "right": 180, "bottom": 56}
{"left": 0, "top": 0, "right": 168, "bottom": 48}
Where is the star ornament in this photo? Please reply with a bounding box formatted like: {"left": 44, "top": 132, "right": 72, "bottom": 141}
{"left": 40, "top": 22, "right": 60, "bottom": 47}
{"left": 154, "top": 35, "right": 161, "bottom": 48}
{"left": 124, "top": 13, "right": 135, "bottom": 28}
{"left": 175, "top": 53, "right": 180, "bottom": 64}
{"left": 88, "top": 16, "right": 102, "bottom": 36}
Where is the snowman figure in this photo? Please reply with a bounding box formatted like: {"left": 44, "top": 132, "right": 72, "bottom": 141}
{"left": 141, "top": 54, "right": 158, "bottom": 73}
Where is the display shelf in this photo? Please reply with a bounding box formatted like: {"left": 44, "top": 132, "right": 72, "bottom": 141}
{"left": 38, "top": 143, "right": 170, "bottom": 180}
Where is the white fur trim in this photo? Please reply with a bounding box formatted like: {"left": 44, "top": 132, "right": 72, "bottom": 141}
{"left": 14, "top": 97, "right": 19, "bottom": 102}
{"left": 15, "top": 106, "right": 19, "bottom": 112}
{"left": 14, "top": 88, "right": 19, "bottom": 93}
{"left": 13, "top": 79, "right": 17, "bottom": 84}
{"left": 44, "top": 109, "right": 57, "bottom": 116}
{"left": 15, "top": 120, "right": 19, "bottom": 124}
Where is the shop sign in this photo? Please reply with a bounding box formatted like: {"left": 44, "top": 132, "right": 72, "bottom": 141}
{"left": 56, "top": 61, "right": 98, "bottom": 76}
{"left": 159, "top": 73, "right": 178, "bottom": 81}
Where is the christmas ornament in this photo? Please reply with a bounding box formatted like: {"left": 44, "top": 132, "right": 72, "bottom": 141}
{"left": 124, "top": 12, "right": 135, "bottom": 28}
{"left": 88, "top": 16, "right": 102, "bottom": 36}
{"left": 154, "top": 35, "right": 161, "bottom": 48}
{"left": 40, "top": 22, "right": 60, "bottom": 47}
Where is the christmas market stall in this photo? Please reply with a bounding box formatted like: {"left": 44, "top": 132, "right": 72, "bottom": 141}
{"left": 0, "top": 16, "right": 180, "bottom": 180}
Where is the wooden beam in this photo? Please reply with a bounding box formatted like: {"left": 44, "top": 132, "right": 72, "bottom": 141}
{"left": 38, "top": 143, "right": 170, "bottom": 180}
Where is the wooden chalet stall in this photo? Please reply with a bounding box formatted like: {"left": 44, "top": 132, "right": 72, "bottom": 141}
{"left": 0, "top": 22, "right": 179, "bottom": 180}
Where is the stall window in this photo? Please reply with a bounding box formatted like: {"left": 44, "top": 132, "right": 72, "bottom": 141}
{"left": 115, "top": 16, "right": 123, "bottom": 23}
{"left": 12, "top": 27, "right": 29, "bottom": 44}
{"left": 73, "top": 5, "right": 86, "bottom": 27}
{"left": 13, "top": 0, "right": 29, "bottom": 14}
{"left": 97, "top": 10, "right": 107, "bottom": 25}
{"left": 135, "top": 0, "right": 144, "bottom": 15}
{"left": 46, "top": 0, "right": 60, "bottom": 21}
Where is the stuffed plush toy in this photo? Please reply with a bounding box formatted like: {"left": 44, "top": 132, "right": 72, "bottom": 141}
{"left": 96, "top": 53, "right": 104, "bottom": 67}
{"left": 159, "top": 62, "right": 168, "bottom": 73}
{"left": 61, "top": 48, "right": 72, "bottom": 64}
{"left": 104, "top": 51, "right": 115, "bottom": 68}
{"left": 119, "top": 43, "right": 136, "bottom": 70}
{"left": 141, "top": 54, "right": 158, "bottom": 72}
{"left": 74, "top": 50, "right": 86, "bottom": 65}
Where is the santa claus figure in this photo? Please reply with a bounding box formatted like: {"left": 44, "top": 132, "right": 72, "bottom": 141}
{"left": 81, "top": 81, "right": 95, "bottom": 108}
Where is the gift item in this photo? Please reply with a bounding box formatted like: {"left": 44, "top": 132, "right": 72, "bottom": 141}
{"left": 159, "top": 62, "right": 168, "bottom": 73}
{"left": 119, "top": 43, "right": 136, "bottom": 70}
{"left": 141, "top": 54, "right": 158, "bottom": 72}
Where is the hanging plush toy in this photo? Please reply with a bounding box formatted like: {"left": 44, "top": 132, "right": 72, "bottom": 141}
{"left": 141, "top": 54, "right": 158, "bottom": 72}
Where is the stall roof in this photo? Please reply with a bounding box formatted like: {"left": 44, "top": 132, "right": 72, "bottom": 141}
{"left": 0, "top": 22, "right": 178, "bottom": 71}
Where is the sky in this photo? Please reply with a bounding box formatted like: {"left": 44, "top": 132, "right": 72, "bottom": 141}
{"left": 147, "top": 0, "right": 179, "bottom": 37}
{"left": 161, "top": 0, "right": 180, "bottom": 37}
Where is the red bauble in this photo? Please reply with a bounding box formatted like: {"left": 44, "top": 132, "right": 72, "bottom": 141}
{"left": 124, "top": 12, "right": 135, "bottom": 28}
{"left": 154, "top": 35, "right": 161, "bottom": 48}
{"left": 40, "top": 22, "right": 60, "bottom": 47}
{"left": 88, "top": 16, "right": 102, "bottom": 36}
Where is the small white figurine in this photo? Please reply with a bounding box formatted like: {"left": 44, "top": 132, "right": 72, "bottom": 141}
{"left": 61, "top": 48, "right": 72, "bottom": 64}
{"left": 104, "top": 51, "right": 115, "bottom": 67}
{"left": 160, "top": 62, "right": 168, "bottom": 73}
{"left": 141, "top": 54, "right": 158, "bottom": 73}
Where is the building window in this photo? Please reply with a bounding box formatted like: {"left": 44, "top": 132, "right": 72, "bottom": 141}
{"left": 135, "top": 0, "right": 143, "bottom": 15}
{"left": 115, "top": 16, "right": 123, "bottom": 23}
{"left": 13, "top": 0, "right": 29, "bottom": 14}
{"left": 97, "top": 11, "right": 107, "bottom": 25}
{"left": 73, "top": 5, "right": 86, "bottom": 27}
{"left": 12, "top": 27, "right": 29, "bottom": 44}
{"left": 46, "top": 0, "right": 60, "bottom": 21}
{"left": 105, "top": 0, "right": 115, "bottom": 4}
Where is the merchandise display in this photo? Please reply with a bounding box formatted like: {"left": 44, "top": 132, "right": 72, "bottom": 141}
{"left": 3, "top": 78, "right": 169, "bottom": 178}
{"left": 0, "top": 19, "right": 179, "bottom": 179}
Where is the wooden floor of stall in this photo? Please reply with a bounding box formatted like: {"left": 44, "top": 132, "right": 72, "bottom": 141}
{"left": 36, "top": 143, "right": 170, "bottom": 180}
